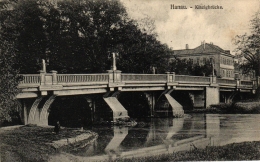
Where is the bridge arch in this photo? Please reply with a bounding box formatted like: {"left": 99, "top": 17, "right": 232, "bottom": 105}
{"left": 220, "top": 91, "right": 250, "bottom": 104}
{"left": 27, "top": 97, "right": 43, "bottom": 124}
{"left": 39, "top": 95, "right": 57, "bottom": 125}
{"left": 156, "top": 90, "right": 193, "bottom": 113}
{"left": 118, "top": 92, "right": 151, "bottom": 118}
{"left": 48, "top": 95, "right": 93, "bottom": 127}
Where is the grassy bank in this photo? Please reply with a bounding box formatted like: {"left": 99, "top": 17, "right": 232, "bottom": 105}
{"left": 0, "top": 125, "right": 96, "bottom": 162}
{"left": 209, "top": 101, "right": 260, "bottom": 114}
{"left": 113, "top": 141, "right": 260, "bottom": 161}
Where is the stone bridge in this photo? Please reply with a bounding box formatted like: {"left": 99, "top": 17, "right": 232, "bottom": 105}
{"left": 16, "top": 69, "right": 256, "bottom": 125}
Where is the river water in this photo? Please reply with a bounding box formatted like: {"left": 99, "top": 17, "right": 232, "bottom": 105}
{"left": 59, "top": 114, "right": 260, "bottom": 161}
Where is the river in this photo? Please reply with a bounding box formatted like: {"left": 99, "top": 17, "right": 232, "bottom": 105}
{"left": 57, "top": 114, "right": 260, "bottom": 161}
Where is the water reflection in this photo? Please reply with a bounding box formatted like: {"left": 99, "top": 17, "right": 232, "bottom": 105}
{"left": 62, "top": 114, "right": 260, "bottom": 161}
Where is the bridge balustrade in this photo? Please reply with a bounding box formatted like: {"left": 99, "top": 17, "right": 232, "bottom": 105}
{"left": 19, "top": 74, "right": 41, "bottom": 85}
{"left": 57, "top": 74, "right": 109, "bottom": 84}
{"left": 18, "top": 72, "right": 255, "bottom": 90}
{"left": 216, "top": 78, "right": 237, "bottom": 85}
{"left": 175, "top": 75, "right": 211, "bottom": 83}
{"left": 240, "top": 80, "right": 253, "bottom": 87}
{"left": 121, "top": 74, "right": 167, "bottom": 83}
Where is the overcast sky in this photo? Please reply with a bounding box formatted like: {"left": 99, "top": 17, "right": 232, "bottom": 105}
{"left": 121, "top": 0, "right": 260, "bottom": 53}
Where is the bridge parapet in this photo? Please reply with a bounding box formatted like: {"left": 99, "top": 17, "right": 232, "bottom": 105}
{"left": 57, "top": 73, "right": 109, "bottom": 85}
{"left": 217, "top": 78, "right": 237, "bottom": 85}
{"left": 19, "top": 74, "right": 41, "bottom": 86}
{"left": 18, "top": 70, "right": 255, "bottom": 93}
{"left": 122, "top": 73, "right": 167, "bottom": 83}
{"left": 217, "top": 78, "right": 254, "bottom": 89}
{"left": 240, "top": 80, "right": 254, "bottom": 87}
{"left": 175, "top": 75, "right": 211, "bottom": 83}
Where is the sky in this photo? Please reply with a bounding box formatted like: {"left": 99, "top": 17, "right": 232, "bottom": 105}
{"left": 121, "top": 0, "right": 260, "bottom": 54}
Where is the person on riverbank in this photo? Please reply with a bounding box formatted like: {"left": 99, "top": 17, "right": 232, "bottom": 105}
{"left": 54, "top": 121, "right": 60, "bottom": 134}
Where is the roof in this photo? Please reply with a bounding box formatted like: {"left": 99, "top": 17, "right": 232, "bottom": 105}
{"left": 173, "top": 43, "right": 233, "bottom": 57}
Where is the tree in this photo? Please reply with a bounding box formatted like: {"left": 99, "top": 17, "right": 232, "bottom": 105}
{"left": 0, "top": 0, "right": 170, "bottom": 74}
{"left": 234, "top": 10, "right": 260, "bottom": 77}
{"left": 0, "top": 0, "right": 23, "bottom": 122}
{"left": 0, "top": 40, "right": 21, "bottom": 122}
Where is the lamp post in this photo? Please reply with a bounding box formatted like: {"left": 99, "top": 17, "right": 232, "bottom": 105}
{"left": 42, "top": 59, "right": 46, "bottom": 73}
{"left": 112, "top": 52, "right": 119, "bottom": 71}
{"left": 112, "top": 52, "right": 116, "bottom": 71}
{"left": 37, "top": 58, "right": 49, "bottom": 73}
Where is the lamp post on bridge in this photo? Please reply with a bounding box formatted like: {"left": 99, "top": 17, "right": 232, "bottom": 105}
{"left": 110, "top": 52, "right": 119, "bottom": 71}
{"left": 107, "top": 52, "right": 121, "bottom": 83}
{"left": 37, "top": 58, "right": 49, "bottom": 73}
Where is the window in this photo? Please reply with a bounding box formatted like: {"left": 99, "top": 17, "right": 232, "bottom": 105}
{"left": 222, "top": 69, "right": 226, "bottom": 77}
{"left": 203, "top": 58, "right": 206, "bottom": 64}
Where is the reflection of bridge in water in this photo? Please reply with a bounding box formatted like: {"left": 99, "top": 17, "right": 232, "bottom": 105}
{"left": 81, "top": 114, "right": 220, "bottom": 161}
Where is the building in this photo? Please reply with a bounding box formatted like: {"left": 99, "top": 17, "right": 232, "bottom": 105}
{"left": 170, "top": 42, "right": 235, "bottom": 79}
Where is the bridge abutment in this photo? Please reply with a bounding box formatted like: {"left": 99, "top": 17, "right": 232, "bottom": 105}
{"left": 27, "top": 97, "right": 43, "bottom": 125}
{"left": 39, "top": 95, "right": 56, "bottom": 126}
{"left": 23, "top": 95, "right": 57, "bottom": 126}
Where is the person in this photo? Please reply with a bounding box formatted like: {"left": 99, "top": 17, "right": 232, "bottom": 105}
{"left": 54, "top": 121, "right": 60, "bottom": 134}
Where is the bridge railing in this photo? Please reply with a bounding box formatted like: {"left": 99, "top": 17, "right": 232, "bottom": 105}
{"left": 57, "top": 74, "right": 109, "bottom": 85}
{"left": 175, "top": 75, "right": 211, "bottom": 83}
{"left": 240, "top": 80, "right": 253, "bottom": 87}
{"left": 19, "top": 74, "right": 41, "bottom": 86}
{"left": 18, "top": 72, "right": 255, "bottom": 90}
{"left": 121, "top": 74, "right": 167, "bottom": 83}
{"left": 216, "top": 78, "right": 237, "bottom": 85}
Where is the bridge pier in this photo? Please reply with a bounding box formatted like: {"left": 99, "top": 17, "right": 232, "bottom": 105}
{"left": 163, "top": 90, "right": 184, "bottom": 117}
{"left": 205, "top": 86, "right": 220, "bottom": 108}
{"left": 103, "top": 91, "right": 129, "bottom": 122}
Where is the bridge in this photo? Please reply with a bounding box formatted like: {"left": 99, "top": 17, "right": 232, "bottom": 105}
{"left": 17, "top": 69, "right": 256, "bottom": 126}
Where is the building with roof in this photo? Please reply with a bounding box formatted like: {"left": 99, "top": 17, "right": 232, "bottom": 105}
{"left": 171, "top": 41, "right": 235, "bottom": 79}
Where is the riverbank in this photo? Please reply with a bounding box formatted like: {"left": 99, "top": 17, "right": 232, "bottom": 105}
{"left": 185, "top": 100, "right": 260, "bottom": 114}
{"left": 113, "top": 141, "right": 260, "bottom": 161}
{"left": 1, "top": 124, "right": 260, "bottom": 161}
{"left": 0, "top": 125, "right": 97, "bottom": 162}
